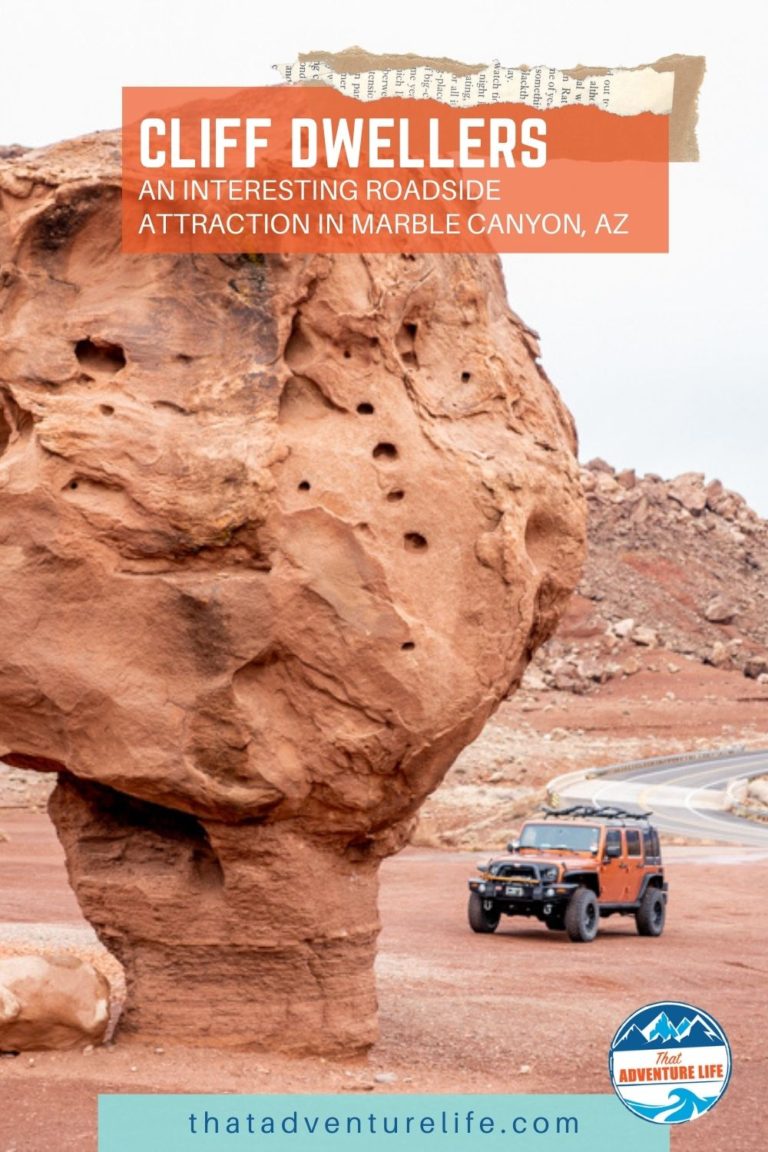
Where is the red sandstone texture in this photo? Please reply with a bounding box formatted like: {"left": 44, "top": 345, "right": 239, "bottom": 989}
{"left": 0, "top": 132, "right": 585, "bottom": 1052}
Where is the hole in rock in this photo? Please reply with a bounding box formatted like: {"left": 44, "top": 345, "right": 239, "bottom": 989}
{"left": 386, "top": 489, "right": 405, "bottom": 502}
{"left": 396, "top": 321, "right": 419, "bottom": 367}
{"left": 75, "top": 339, "right": 126, "bottom": 375}
{"left": 191, "top": 838, "right": 225, "bottom": 890}
{"left": 461, "top": 371, "right": 472, "bottom": 383}
{"left": 401, "top": 641, "right": 415, "bottom": 650}
{"left": 284, "top": 313, "right": 314, "bottom": 369}
{"left": 64, "top": 775, "right": 225, "bottom": 895}
{"left": 298, "top": 480, "right": 311, "bottom": 491}
{"left": 341, "top": 336, "right": 379, "bottom": 364}
{"left": 404, "top": 532, "right": 428, "bottom": 551}
{"left": 373, "top": 442, "right": 398, "bottom": 461}
{"left": 61, "top": 475, "right": 131, "bottom": 521}
{"left": 356, "top": 402, "right": 375, "bottom": 415}
{"left": 100, "top": 404, "right": 115, "bottom": 416}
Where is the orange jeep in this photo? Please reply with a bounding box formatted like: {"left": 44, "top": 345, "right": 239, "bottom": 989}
{"left": 467, "top": 805, "right": 667, "bottom": 942}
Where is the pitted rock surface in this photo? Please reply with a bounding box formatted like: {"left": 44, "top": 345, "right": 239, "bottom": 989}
{"left": 0, "top": 132, "right": 585, "bottom": 1051}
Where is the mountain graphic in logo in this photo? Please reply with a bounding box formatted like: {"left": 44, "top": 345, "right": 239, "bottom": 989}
{"left": 614, "top": 1008, "right": 722, "bottom": 1050}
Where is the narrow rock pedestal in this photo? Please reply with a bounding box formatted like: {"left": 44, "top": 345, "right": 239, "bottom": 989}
{"left": 50, "top": 774, "right": 380, "bottom": 1053}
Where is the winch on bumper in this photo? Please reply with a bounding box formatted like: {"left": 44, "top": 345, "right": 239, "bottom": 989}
{"left": 468, "top": 866, "right": 575, "bottom": 919}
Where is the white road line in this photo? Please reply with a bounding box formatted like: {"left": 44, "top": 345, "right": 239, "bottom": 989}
{"left": 624, "top": 753, "right": 768, "bottom": 788}
{"left": 554, "top": 748, "right": 768, "bottom": 846}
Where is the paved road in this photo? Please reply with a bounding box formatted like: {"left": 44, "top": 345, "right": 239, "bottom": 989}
{"left": 556, "top": 747, "right": 768, "bottom": 847}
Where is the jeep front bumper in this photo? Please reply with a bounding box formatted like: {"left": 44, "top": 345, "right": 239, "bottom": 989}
{"left": 469, "top": 878, "right": 576, "bottom": 916}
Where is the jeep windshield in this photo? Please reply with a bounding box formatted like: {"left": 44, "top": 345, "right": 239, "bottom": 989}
{"left": 518, "top": 823, "right": 600, "bottom": 853}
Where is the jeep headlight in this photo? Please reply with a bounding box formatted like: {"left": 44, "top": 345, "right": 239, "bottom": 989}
{"left": 478, "top": 883, "right": 486, "bottom": 894}
{"left": 541, "top": 866, "right": 558, "bottom": 882}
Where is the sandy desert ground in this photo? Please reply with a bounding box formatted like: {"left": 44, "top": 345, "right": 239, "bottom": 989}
{"left": 0, "top": 737, "right": 765, "bottom": 1152}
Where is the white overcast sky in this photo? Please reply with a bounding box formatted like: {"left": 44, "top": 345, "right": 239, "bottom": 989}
{"left": 3, "top": 1, "right": 767, "bottom": 512}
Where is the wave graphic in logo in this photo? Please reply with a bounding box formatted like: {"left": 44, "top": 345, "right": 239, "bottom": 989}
{"left": 623, "top": 1088, "right": 720, "bottom": 1123}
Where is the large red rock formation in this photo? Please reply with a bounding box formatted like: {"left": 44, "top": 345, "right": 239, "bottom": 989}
{"left": 0, "top": 133, "right": 585, "bottom": 1052}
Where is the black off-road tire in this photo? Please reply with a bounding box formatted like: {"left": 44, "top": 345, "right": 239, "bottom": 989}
{"left": 468, "top": 892, "right": 500, "bottom": 933}
{"left": 636, "top": 887, "right": 666, "bottom": 936}
{"left": 564, "top": 887, "right": 600, "bottom": 942}
{"left": 545, "top": 911, "right": 566, "bottom": 931}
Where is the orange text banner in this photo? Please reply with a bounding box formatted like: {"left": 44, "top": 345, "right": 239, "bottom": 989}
{"left": 122, "top": 87, "right": 669, "bottom": 254}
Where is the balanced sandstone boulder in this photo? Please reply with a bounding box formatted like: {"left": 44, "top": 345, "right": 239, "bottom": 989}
{"left": 0, "top": 132, "right": 586, "bottom": 1052}
{"left": 0, "top": 954, "right": 110, "bottom": 1051}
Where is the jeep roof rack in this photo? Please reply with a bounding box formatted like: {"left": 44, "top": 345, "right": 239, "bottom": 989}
{"left": 539, "top": 804, "right": 653, "bottom": 822}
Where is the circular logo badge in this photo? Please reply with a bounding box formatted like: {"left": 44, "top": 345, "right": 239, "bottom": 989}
{"left": 609, "top": 1001, "right": 732, "bottom": 1125}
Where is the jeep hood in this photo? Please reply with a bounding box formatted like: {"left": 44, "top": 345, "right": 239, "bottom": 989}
{"left": 483, "top": 853, "right": 598, "bottom": 873}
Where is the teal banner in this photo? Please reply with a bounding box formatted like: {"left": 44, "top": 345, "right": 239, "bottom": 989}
{"left": 98, "top": 1093, "right": 668, "bottom": 1151}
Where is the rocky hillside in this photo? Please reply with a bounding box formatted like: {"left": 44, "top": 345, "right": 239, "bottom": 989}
{"left": 531, "top": 461, "right": 768, "bottom": 693}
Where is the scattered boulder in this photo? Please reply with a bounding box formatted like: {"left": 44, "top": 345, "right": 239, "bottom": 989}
{"left": 0, "top": 955, "right": 110, "bottom": 1052}
{"left": 576, "top": 656, "right": 609, "bottom": 683}
{"left": 746, "top": 778, "right": 768, "bottom": 808}
{"left": 744, "top": 655, "right": 768, "bottom": 680}
{"left": 522, "top": 665, "right": 549, "bottom": 692}
{"left": 550, "top": 663, "right": 589, "bottom": 694}
{"left": 630, "top": 625, "right": 659, "bottom": 647}
{"left": 704, "top": 596, "right": 738, "bottom": 624}
{"left": 668, "top": 473, "right": 707, "bottom": 516}
{"left": 586, "top": 458, "right": 615, "bottom": 475}
{"left": 594, "top": 471, "right": 620, "bottom": 496}
{"left": 707, "top": 641, "right": 732, "bottom": 668}
{"left": 706, "top": 479, "right": 745, "bottom": 521}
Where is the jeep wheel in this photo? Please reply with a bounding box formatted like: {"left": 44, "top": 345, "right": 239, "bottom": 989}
{"left": 545, "top": 911, "right": 566, "bottom": 931}
{"left": 636, "top": 888, "right": 666, "bottom": 937}
{"left": 468, "top": 892, "right": 500, "bottom": 933}
{"left": 564, "top": 887, "right": 599, "bottom": 942}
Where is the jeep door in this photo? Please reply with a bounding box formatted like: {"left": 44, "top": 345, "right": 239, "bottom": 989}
{"left": 599, "top": 828, "right": 630, "bottom": 902}
{"left": 624, "top": 827, "right": 645, "bottom": 900}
